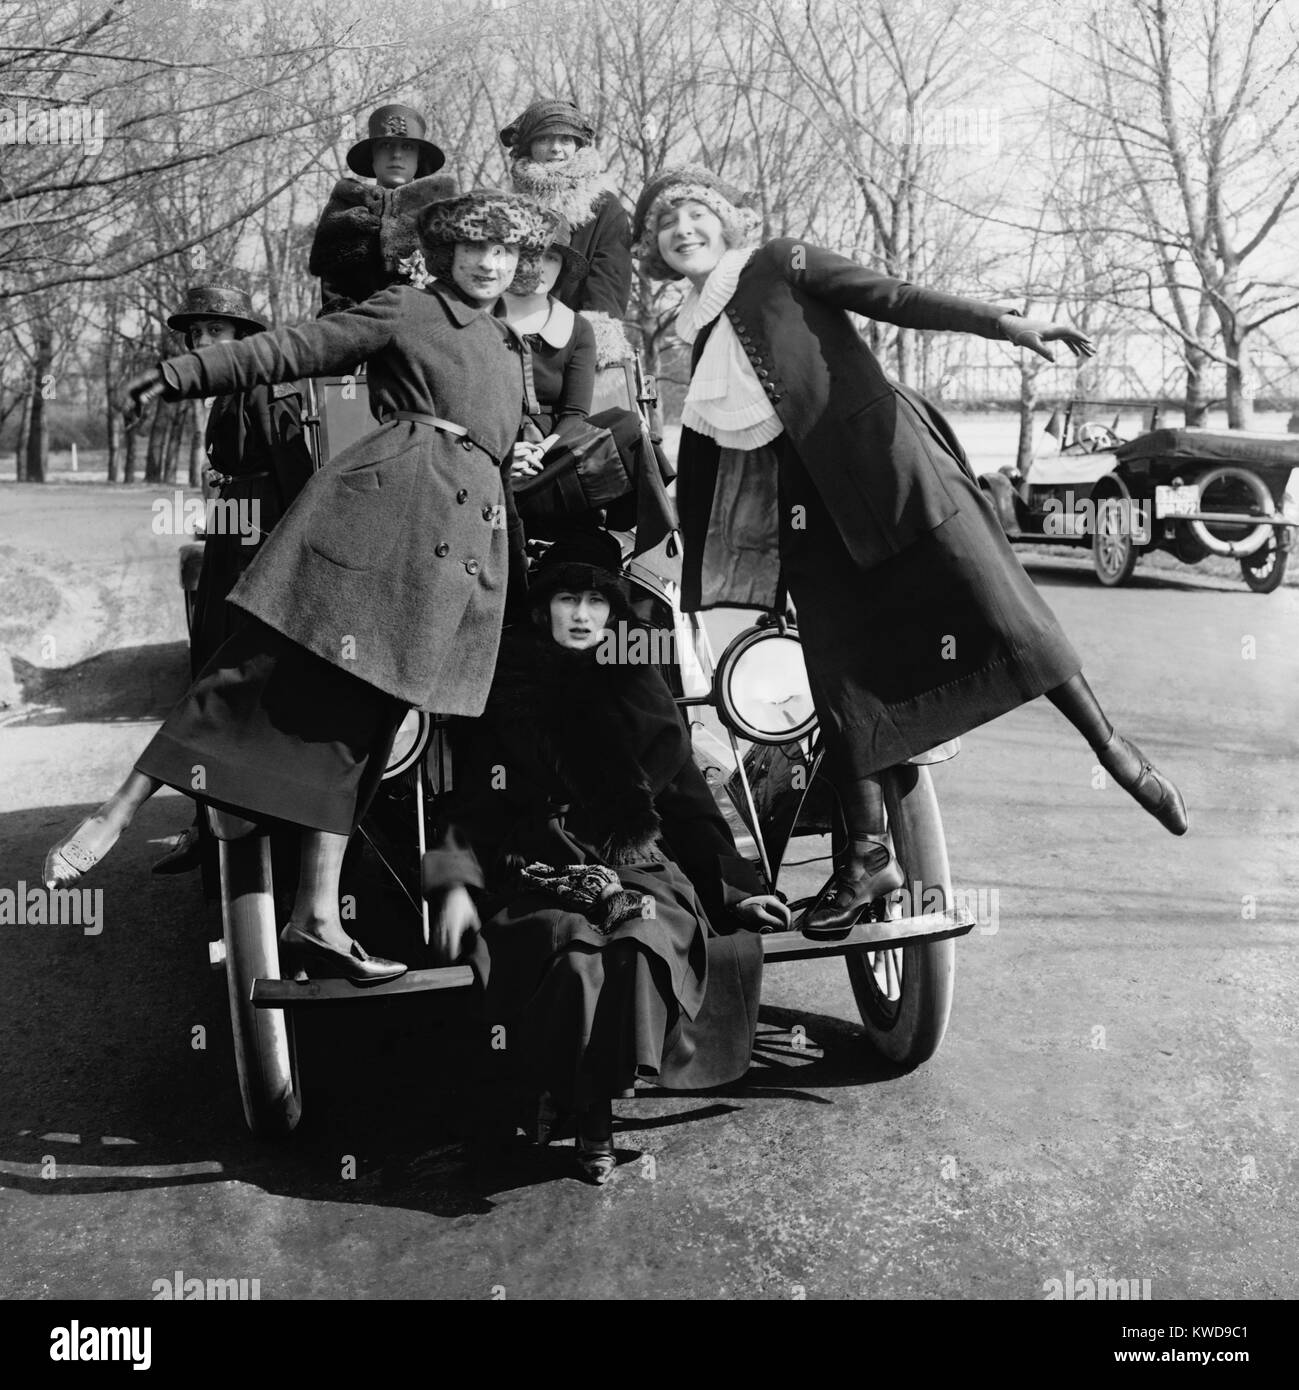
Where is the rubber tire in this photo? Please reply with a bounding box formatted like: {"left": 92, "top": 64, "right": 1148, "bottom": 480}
{"left": 844, "top": 763, "right": 956, "bottom": 1071}
{"left": 219, "top": 836, "right": 301, "bottom": 1136}
{"left": 1240, "top": 532, "right": 1290, "bottom": 593}
{"left": 1092, "top": 492, "right": 1139, "bottom": 587}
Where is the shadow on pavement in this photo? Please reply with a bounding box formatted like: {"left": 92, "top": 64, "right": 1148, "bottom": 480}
{"left": 5, "top": 642, "right": 189, "bottom": 726}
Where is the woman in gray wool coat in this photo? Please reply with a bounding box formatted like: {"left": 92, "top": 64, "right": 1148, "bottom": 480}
{"left": 43, "top": 190, "right": 555, "bottom": 987}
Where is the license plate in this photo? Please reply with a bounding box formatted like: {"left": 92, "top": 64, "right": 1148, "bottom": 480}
{"left": 1155, "top": 484, "right": 1199, "bottom": 518}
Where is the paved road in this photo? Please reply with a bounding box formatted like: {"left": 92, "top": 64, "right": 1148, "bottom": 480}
{"left": 1, "top": 485, "right": 1296, "bottom": 1300}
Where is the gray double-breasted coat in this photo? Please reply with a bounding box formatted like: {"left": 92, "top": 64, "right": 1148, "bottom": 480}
{"left": 161, "top": 281, "right": 532, "bottom": 715}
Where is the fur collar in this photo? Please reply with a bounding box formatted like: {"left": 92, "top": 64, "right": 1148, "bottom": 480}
{"left": 309, "top": 173, "right": 456, "bottom": 279}
{"left": 509, "top": 145, "right": 612, "bottom": 228}
{"left": 487, "top": 626, "right": 691, "bottom": 864}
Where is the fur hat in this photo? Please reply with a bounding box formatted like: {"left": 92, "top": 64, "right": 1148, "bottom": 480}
{"left": 166, "top": 283, "right": 265, "bottom": 335}
{"left": 346, "top": 104, "right": 445, "bottom": 179}
{"left": 508, "top": 217, "right": 588, "bottom": 297}
{"left": 500, "top": 99, "right": 596, "bottom": 158}
{"left": 418, "top": 189, "right": 557, "bottom": 254}
{"left": 528, "top": 528, "right": 633, "bottom": 621}
{"left": 631, "top": 165, "right": 762, "bottom": 281}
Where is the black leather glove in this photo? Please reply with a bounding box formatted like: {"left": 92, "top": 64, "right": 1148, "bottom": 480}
{"left": 123, "top": 366, "right": 167, "bottom": 424}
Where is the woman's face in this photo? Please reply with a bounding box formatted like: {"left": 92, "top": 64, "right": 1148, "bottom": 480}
{"left": 371, "top": 138, "right": 420, "bottom": 187}
{"left": 536, "top": 249, "right": 564, "bottom": 296}
{"left": 530, "top": 133, "right": 579, "bottom": 165}
{"left": 450, "top": 241, "right": 520, "bottom": 301}
{"left": 186, "top": 317, "right": 240, "bottom": 350}
{"left": 657, "top": 200, "right": 727, "bottom": 281}
{"left": 549, "top": 590, "right": 612, "bottom": 650}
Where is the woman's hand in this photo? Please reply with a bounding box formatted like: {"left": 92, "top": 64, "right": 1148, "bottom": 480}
{"left": 123, "top": 367, "right": 167, "bottom": 425}
{"left": 511, "top": 440, "right": 546, "bottom": 480}
{"left": 999, "top": 314, "right": 1096, "bottom": 363}
{"left": 430, "top": 884, "right": 479, "bottom": 963}
{"left": 734, "top": 894, "right": 793, "bottom": 933}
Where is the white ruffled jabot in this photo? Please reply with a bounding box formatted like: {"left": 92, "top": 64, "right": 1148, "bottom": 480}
{"left": 676, "top": 248, "right": 782, "bottom": 450}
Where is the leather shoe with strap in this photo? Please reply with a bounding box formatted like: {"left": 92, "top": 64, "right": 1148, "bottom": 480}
{"left": 799, "top": 841, "right": 905, "bottom": 941}
{"left": 1097, "top": 732, "right": 1188, "bottom": 836}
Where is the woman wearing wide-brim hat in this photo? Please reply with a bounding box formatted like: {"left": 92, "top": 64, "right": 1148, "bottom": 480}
{"left": 151, "top": 283, "right": 315, "bottom": 877}
{"left": 502, "top": 98, "right": 632, "bottom": 325}
{"left": 502, "top": 219, "right": 675, "bottom": 552}
{"left": 633, "top": 165, "right": 1188, "bottom": 940}
{"left": 43, "top": 190, "right": 553, "bottom": 986}
{"left": 423, "top": 529, "right": 788, "bottom": 1182}
{"left": 310, "top": 104, "right": 455, "bottom": 315}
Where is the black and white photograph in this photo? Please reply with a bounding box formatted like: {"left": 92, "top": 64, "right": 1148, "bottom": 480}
{"left": 0, "top": 0, "right": 1295, "bottom": 1340}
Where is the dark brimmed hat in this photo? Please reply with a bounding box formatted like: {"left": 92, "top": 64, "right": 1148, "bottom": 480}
{"left": 545, "top": 217, "right": 588, "bottom": 281}
{"left": 418, "top": 189, "right": 557, "bottom": 253}
{"left": 529, "top": 529, "right": 632, "bottom": 619}
{"left": 166, "top": 284, "right": 266, "bottom": 334}
{"left": 500, "top": 99, "right": 596, "bottom": 157}
{"left": 346, "top": 104, "right": 446, "bottom": 179}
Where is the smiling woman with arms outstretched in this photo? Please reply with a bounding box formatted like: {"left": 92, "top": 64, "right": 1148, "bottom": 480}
{"left": 632, "top": 165, "right": 1187, "bottom": 940}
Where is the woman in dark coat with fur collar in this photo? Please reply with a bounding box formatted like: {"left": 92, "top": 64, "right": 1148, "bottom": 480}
{"left": 633, "top": 166, "right": 1188, "bottom": 942}
{"left": 43, "top": 191, "right": 552, "bottom": 988}
{"left": 503, "top": 99, "right": 633, "bottom": 335}
{"left": 423, "top": 531, "right": 788, "bottom": 1183}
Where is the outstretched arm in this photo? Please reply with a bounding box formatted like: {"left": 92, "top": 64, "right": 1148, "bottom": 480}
{"left": 771, "top": 238, "right": 1094, "bottom": 359}
{"left": 125, "top": 288, "right": 405, "bottom": 417}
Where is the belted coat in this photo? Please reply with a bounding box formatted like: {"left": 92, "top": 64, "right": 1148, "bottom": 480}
{"left": 160, "top": 281, "right": 532, "bottom": 715}
{"left": 676, "top": 237, "right": 1011, "bottom": 611}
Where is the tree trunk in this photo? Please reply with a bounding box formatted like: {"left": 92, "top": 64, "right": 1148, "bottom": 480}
{"left": 1184, "top": 343, "right": 1211, "bottom": 427}
{"left": 123, "top": 417, "right": 137, "bottom": 484}
{"left": 1223, "top": 329, "right": 1254, "bottom": 429}
{"left": 1017, "top": 359, "right": 1042, "bottom": 473}
{"left": 163, "top": 404, "right": 186, "bottom": 483}
{"left": 145, "top": 402, "right": 168, "bottom": 482}
{"left": 15, "top": 393, "right": 31, "bottom": 482}
{"left": 25, "top": 372, "right": 49, "bottom": 484}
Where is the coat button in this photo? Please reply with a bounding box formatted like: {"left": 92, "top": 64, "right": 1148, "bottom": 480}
{"left": 456, "top": 488, "right": 468, "bottom": 503}
{"left": 758, "top": 369, "right": 770, "bottom": 379}
{"left": 465, "top": 559, "right": 480, "bottom": 575}
{"left": 435, "top": 543, "right": 450, "bottom": 557}
{"left": 461, "top": 439, "right": 473, "bottom": 451}
{"left": 482, "top": 506, "right": 495, "bottom": 521}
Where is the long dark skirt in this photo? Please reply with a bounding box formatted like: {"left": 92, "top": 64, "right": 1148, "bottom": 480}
{"left": 137, "top": 616, "right": 405, "bottom": 835}
{"left": 772, "top": 416, "right": 1082, "bottom": 777}
{"left": 467, "top": 860, "right": 759, "bottom": 1111}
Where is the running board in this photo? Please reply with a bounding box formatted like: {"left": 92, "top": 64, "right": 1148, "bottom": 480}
{"left": 763, "top": 906, "right": 975, "bottom": 962}
{"left": 250, "top": 906, "right": 974, "bottom": 1008}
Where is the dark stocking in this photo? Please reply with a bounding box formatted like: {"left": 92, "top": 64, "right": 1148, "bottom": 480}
{"left": 1045, "top": 672, "right": 1114, "bottom": 751}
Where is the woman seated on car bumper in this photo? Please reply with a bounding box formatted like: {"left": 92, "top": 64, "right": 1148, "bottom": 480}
{"left": 423, "top": 530, "right": 789, "bottom": 1184}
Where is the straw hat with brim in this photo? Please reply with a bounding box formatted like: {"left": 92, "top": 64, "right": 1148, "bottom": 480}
{"left": 346, "top": 104, "right": 446, "bottom": 179}
{"left": 418, "top": 190, "right": 557, "bottom": 254}
{"left": 529, "top": 529, "right": 633, "bottom": 622}
{"left": 166, "top": 284, "right": 266, "bottom": 334}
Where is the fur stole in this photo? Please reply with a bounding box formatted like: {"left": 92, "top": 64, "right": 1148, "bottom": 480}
{"left": 487, "top": 627, "right": 691, "bottom": 864}
{"left": 582, "top": 309, "right": 634, "bottom": 366}
{"left": 509, "top": 146, "right": 612, "bottom": 228}
{"left": 309, "top": 173, "right": 457, "bottom": 280}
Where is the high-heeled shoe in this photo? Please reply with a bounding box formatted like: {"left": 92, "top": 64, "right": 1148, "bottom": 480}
{"left": 800, "top": 840, "right": 905, "bottom": 940}
{"left": 1097, "top": 732, "right": 1188, "bottom": 836}
{"left": 574, "top": 1101, "right": 616, "bottom": 1185}
{"left": 151, "top": 825, "right": 202, "bottom": 875}
{"left": 43, "top": 815, "right": 124, "bottom": 889}
{"left": 278, "top": 926, "right": 407, "bottom": 987}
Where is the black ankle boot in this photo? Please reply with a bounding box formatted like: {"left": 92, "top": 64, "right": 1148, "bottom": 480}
{"left": 1097, "top": 732, "right": 1188, "bottom": 836}
{"left": 800, "top": 840, "right": 905, "bottom": 941}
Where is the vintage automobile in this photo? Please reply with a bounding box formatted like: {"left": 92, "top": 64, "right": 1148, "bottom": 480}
{"left": 979, "top": 401, "right": 1299, "bottom": 592}
{"left": 179, "top": 362, "right": 974, "bottom": 1137}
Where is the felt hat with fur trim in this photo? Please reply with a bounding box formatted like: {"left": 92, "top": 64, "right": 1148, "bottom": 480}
{"left": 528, "top": 528, "right": 633, "bottom": 621}
{"left": 499, "top": 99, "right": 596, "bottom": 157}
{"left": 166, "top": 283, "right": 266, "bottom": 334}
{"left": 346, "top": 104, "right": 446, "bottom": 179}
{"left": 631, "top": 165, "right": 762, "bottom": 281}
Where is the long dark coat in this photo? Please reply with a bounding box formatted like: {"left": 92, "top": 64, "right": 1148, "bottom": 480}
{"left": 675, "top": 239, "right": 1081, "bottom": 774}
{"left": 424, "top": 627, "right": 765, "bottom": 1104}
{"left": 189, "top": 382, "right": 314, "bottom": 672}
{"left": 161, "top": 281, "right": 532, "bottom": 715}
{"left": 559, "top": 190, "right": 633, "bottom": 318}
